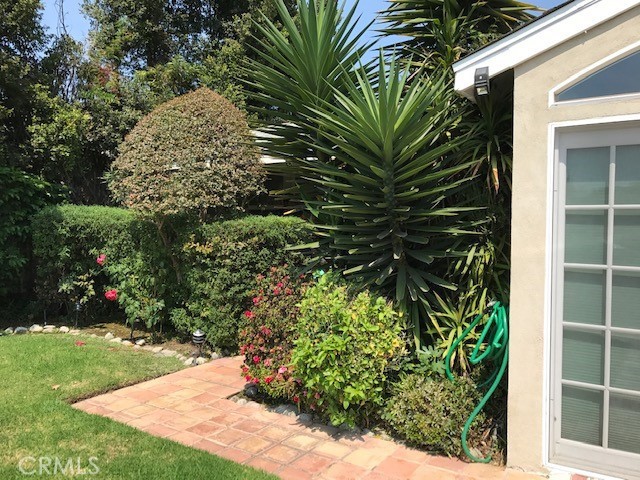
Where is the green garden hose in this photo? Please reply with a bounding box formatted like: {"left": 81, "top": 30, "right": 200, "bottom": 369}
{"left": 445, "top": 301, "right": 509, "bottom": 463}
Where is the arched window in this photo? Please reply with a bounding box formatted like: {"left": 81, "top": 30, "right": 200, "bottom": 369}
{"left": 556, "top": 50, "right": 640, "bottom": 102}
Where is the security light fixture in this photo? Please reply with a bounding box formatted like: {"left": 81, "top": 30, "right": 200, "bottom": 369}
{"left": 474, "top": 67, "right": 490, "bottom": 97}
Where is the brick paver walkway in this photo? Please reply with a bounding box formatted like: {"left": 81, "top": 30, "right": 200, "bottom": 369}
{"left": 74, "top": 356, "right": 545, "bottom": 480}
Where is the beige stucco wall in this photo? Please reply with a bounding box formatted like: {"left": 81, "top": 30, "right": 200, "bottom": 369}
{"left": 508, "top": 6, "right": 640, "bottom": 473}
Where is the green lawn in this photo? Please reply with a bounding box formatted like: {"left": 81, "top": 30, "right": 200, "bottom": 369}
{"left": 0, "top": 334, "right": 275, "bottom": 479}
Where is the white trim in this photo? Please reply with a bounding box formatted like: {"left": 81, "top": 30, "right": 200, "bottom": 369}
{"left": 543, "top": 113, "right": 640, "bottom": 480}
{"left": 549, "top": 40, "right": 640, "bottom": 107}
{"left": 453, "top": 0, "right": 640, "bottom": 99}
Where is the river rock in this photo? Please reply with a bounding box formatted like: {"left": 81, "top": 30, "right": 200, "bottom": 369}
{"left": 30, "top": 324, "right": 43, "bottom": 333}
{"left": 14, "top": 327, "right": 28, "bottom": 335}
{"left": 104, "top": 332, "right": 114, "bottom": 340}
{"left": 59, "top": 326, "right": 70, "bottom": 333}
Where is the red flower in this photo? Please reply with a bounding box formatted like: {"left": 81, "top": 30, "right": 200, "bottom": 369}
{"left": 245, "top": 375, "right": 252, "bottom": 382}
{"left": 265, "top": 376, "right": 274, "bottom": 384}
{"left": 96, "top": 254, "right": 107, "bottom": 266}
{"left": 244, "top": 310, "right": 254, "bottom": 319}
{"left": 104, "top": 289, "right": 118, "bottom": 302}
{"left": 75, "top": 341, "right": 86, "bottom": 347}
{"left": 273, "top": 287, "right": 281, "bottom": 295}
{"left": 293, "top": 395, "right": 300, "bottom": 403}
{"left": 277, "top": 282, "right": 284, "bottom": 288}
{"left": 241, "top": 365, "right": 249, "bottom": 373}
{"left": 253, "top": 355, "right": 261, "bottom": 364}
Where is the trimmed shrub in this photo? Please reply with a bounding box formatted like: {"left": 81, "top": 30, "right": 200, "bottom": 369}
{"left": 292, "top": 274, "right": 406, "bottom": 427}
{"left": 382, "top": 374, "right": 496, "bottom": 459}
{"left": 31, "top": 205, "right": 171, "bottom": 325}
{"left": 239, "top": 266, "right": 310, "bottom": 401}
{"left": 108, "top": 87, "right": 265, "bottom": 218}
{"left": 171, "top": 215, "right": 312, "bottom": 349}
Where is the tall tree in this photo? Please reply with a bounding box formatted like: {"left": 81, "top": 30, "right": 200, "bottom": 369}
{"left": 0, "top": 0, "right": 47, "bottom": 166}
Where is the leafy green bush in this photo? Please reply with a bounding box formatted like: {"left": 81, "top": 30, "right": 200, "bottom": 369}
{"left": 292, "top": 274, "right": 405, "bottom": 427}
{"left": 31, "top": 205, "right": 170, "bottom": 326}
{"left": 108, "top": 87, "right": 265, "bottom": 218}
{"left": 171, "top": 215, "right": 312, "bottom": 349}
{"left": 0, "top": 167, "right": 65, "bottom": 297}
{"left": 239, "top": 266, "right": 309, "bottom": 401}
{"left": 382, "top": 374, "right": 495, "bottom": 458}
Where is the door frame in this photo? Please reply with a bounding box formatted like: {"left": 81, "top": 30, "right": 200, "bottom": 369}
{"left": 544, "top": 114, "right": 640, "bottom": 479}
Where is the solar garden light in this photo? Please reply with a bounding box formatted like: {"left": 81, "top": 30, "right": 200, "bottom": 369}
{"left": 192, "top": 329, "right": 206, "bottom": 359}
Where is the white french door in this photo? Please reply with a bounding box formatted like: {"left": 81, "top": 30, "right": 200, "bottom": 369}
{"left": 551, "top": 126, "right": 640, "bottom": 480}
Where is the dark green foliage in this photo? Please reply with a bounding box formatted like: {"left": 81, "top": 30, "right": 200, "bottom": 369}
{"left": 0, "top": 168, "right": 65, "bottom": 297}
{"left": 171, "top": 215, "right": 312, "bottom": 348}
{"left": 383, "top": 374, "right": 495, "bottom": 458}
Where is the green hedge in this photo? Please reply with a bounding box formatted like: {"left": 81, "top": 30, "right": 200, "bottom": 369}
{"left": 32, "top": 206, "right": 311, "bottom": 348}
{"left": 32, "top": 205, "right": 160, "bottom": 312}
{"left": 172, "top": 215, "right": 312, "bottom": 348}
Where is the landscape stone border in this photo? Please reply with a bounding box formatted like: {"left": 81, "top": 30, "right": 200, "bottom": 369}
{"left": 1, "top": 325, "right": 219, "bottom": 367}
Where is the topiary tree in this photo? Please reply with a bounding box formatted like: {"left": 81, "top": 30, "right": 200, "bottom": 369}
{"left": 108, "top": 87, "right": 265, "bottom": 219}
{"left": 108, "top": 87, "right": 265, "bottom": 292}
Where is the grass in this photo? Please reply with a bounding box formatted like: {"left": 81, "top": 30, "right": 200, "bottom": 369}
{"left": 0, "top": 334, "right": 275, "bottom": 479}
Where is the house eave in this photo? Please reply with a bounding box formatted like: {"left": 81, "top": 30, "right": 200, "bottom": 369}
{"left": 453, "top": 0, "right": 640, "bottom": 100}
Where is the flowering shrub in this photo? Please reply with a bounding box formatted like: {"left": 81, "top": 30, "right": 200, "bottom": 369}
{"left": 292, "top": 274, "right": 406, "bottom": 427}
{"left": 238, "top": 266, "right": 309, "bottom": 401}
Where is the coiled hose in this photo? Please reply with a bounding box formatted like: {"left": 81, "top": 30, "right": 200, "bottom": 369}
{"left": 445, "top": 301, "right": 509, "bottom": 463}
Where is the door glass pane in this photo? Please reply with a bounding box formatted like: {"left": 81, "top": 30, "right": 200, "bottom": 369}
{"left": 563, "top": 270, "right": 606, "bottom": 325}
{"left": 566, "top": 147, "right": 610, "bottom": 205}
{"left": 561, "top": 385, "right": 603, "bottom": 445}
{"left": 612, "top": 272, "right": 640, "bottom": 329}
{"left": 613, "top": 211, "right": 640, "bottom": 267}
{"left": 611, "top": 334, "right": 640, "bottom": 392}
{"left": 562, "top": 329, "right": 604, "bottom": 385}
{"left": 565, "top": 211, "right": 607, "bottom": 265}
{"left": 615, "top": 145, "right": 640, "bottom": 205}
{"left": 609, "top": 393, "right": 640, "bottom": 454}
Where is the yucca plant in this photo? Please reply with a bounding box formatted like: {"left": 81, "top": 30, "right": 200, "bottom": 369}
{"left": 381, "top": 0, "right": 538, "bottom": 70}
{"left": 245, "top": 0, "right": 371, "bottom": 166}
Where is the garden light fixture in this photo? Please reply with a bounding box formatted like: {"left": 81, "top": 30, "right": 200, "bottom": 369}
{"left": 192, "top": 329, "right": 205, "bottom": 359}
{"left": 474, "top": 67, "right": 490, "bottom": 97}
{"left": 74, "top": 301, "right": 82, "bottom": 328}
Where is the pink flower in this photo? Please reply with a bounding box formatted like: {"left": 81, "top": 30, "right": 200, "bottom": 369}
{"left": 273, "top": 287, "right": 281, "bottom": 295}
{"left": 277, "top": 282, "right": 284, "bottom": 288}
{"left": 244, "top": 310, "right": 254, "bottom": 319}
{"left": 252, "top": 297, "right": 261, "bottom": 305}
{"left": 104, "top": 289, "right": 117, "bottom": 302}
{"left": 253, "top": 355, "right": 261, "bottom": 364}
{"left": 260, "top": 326, "right": 272, "bottom": 336}
{"left": 264, "top": 358, "right": 272, "bottom": 367}
{"left": 96, "top": 254, "right": 106, "bottom": 266}
{"left": 278, "top": 366, "right": 288, "bottom": 374}
{"left": 314, "top": 392, "right": 321, "bottom": 399}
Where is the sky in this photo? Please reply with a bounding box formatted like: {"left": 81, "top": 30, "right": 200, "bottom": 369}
{"left": 42, "top": 0, "right": 566, "bottom": 52}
